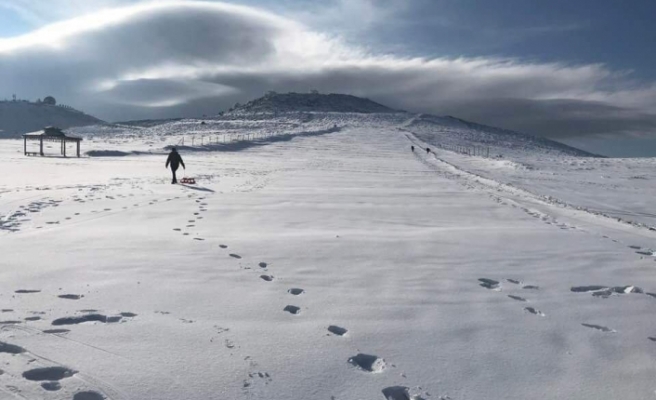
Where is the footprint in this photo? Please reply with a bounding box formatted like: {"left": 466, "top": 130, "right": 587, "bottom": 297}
{"left": 43, "top": 329, "right": 70, "bottom": 334}
{"left": 22, "top": 366, "right": 76, "bottom": 381}
{"left": 288, "top": 288, "right": 304, "bottom": 295}
{"left": 52, "top": 314, "right": 121, "bottom": 326}
{"left": 173, "top": 228, "right": 181, "bottom": 231}
{"left": 573, "top": 285, "right": 644, "bottom": 298}
{"left": 260, "top": 275, "right": 273, "bottom": 282}
{"left": 230, "top": 254, "right": 242, "bottom": 259}
{"left": 582, "top": 323, "right": 615, "bottom": 333}
{"left": 73, "top": 391, "right": 105, "bottom": 400}
{"left": 523, "top": 285, "right": 540, "bottom": 290}
{"left": 328, "top": 325, "right": 347, "bottom": 336}
{"left": 0, "top": 342, "right": 26, "bottom": 354}
{"left": 41, "top": 381, "right": 61, "bottom": 391}
{"left": 507, "top": 295, "right": 527, "bottom": 302}
{"left": 348, "top": 353, "right": 386, "bottom": 373}
{"left": 25, "top": 316, "right": 41, "bottom": 321}
{"left": 259, "top": 262, "right": 267, "bottom": 268}
{"left": 382, "top": 387, "right": 408, "bottom": 400}
{"left": 648, "top": 337, "right": 656, "bottom": 342}
{"left": 629, "top": 245, "right": 642, "bottom": 249}
{"left": 58, "top": 294, "right": 82, "bottom": 300}
{"left": 506, "top": 279, "right": 522, "bottom": 285}
{"left": 524, "top": 307, "right": 545, "bottom": 316}
{"left": 193, "top": 238, "right": 205, "bottom": 241}
{"left": 186, "top": 224, "right": 195, "bottom": 228}
{"left": 219, "top": 244, "right": 228, "bottom": 249}
{"left": 478, "top": 278, "right": 500, "bottom": 290}
{"left": 571, "top": 285, "right": 608, "bottom": 293}
{"left": 120, "top": 312, "right": 137, "bottom": 317}
{"left": 283, "top": 305, "right": 300, "bottom": 315}
{"left": 382, "top": 386, "right": 426, "bottom": 400}
{"left": 15, "top": 289, "right": 41, "bottom": 294}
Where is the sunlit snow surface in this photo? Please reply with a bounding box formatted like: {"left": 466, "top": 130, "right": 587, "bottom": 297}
{"left": 1, "top": 112, "right": 656, "bottom": 399}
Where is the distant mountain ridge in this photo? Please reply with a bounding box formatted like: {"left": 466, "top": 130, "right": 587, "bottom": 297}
{"left": 0, "top": 100, "right": 103, "bottom": 138}
{"left": 226, "top": 92, "right": 398, "bottom": 114}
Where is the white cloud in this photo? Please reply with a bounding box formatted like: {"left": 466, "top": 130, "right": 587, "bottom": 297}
{"left": 0, "top": 0, "right": 655, "bottom": 138}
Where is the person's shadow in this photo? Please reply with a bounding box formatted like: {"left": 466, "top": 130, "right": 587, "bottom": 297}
{"left": 179, "top": 184, "right": 215, "bottom": 193}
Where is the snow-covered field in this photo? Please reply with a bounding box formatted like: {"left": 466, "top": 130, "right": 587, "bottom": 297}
{"left": 1, "top": 114, "right": 656, "bottom": 400}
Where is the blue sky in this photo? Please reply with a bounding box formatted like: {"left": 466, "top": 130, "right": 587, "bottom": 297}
{"left": 1, "top": 0, "right": 656, "bottom": 156}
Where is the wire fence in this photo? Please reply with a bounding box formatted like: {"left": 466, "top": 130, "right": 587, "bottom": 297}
{"left": 432, "top": 142, "right": 491, "bottom": 158}
{"left": 176, "top": 131, "right": 280, "bottom": 147}
{"left": 175, "top": 125, "right": 340, "bottom": 148}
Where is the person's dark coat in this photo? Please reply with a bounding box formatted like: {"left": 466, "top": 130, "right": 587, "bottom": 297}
{"left": 166, "top": 149, "right": 185, "bottom": 184}
{"left": 166, "top": 149, "right": 185, "bottom": 171}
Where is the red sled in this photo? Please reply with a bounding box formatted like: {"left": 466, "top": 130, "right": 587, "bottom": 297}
{"left": 180, "top": 177, "right": 196, "bottom": 184}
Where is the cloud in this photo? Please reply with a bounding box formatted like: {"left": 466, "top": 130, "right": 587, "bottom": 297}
{"left": 1, "top": 0, "right": 656, "bottom": 140}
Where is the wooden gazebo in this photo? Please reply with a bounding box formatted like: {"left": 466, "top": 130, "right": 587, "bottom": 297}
{"left": 22, "top": 127, "right": 82, "bottom": 157}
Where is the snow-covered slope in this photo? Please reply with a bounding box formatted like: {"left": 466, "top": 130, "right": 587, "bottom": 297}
{"left": 404, "top": 113, "right": 597, "bottom": 158}
{"left": 70, "top": 110, "right": 591, "bottom": 157}
{"left": 0, "top": 101, "right": 103, "bottom": 137}
{"left": 2, "top": 115, "right": 656, "bottom": 399}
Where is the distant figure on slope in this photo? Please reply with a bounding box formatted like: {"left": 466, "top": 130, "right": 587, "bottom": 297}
{"left": 426, "top": 147, "right": 431, "bottom": 154}
{"left": 165, "top": 148, "right": 185, "bottom": 184}
{"left": 411, "top": 145, "right": 415, "bottom": 152}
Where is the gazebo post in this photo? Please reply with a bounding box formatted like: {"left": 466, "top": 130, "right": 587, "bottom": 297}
{"left": 23, "top": 136, "right": 26, "bottom": 155}
{"left": 77, "top": 140, "right": 80, "bottom": 157}
{"left": 39, "top": 137, "right": 43, "bottom": 156}
{"left": 62, "top": 138, "right": 66, "bottom": 157}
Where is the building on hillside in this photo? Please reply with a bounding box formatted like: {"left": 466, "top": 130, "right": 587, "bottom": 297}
{"left": 43, "top": 96, "right": 56, "bottom": 105}
{"left": 22, "top": 126, "right": 82, "bottom": 157}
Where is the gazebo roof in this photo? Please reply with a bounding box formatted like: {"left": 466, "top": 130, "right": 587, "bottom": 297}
{"left": 22, "top": 126, "right": 82, "bottom": 141}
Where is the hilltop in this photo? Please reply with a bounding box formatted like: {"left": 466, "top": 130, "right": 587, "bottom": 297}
{"left": 0, "top": 99, "right": 103, "bottom": 138}
{"left": 226, "top": 92, "right": 398, "bottom": 114}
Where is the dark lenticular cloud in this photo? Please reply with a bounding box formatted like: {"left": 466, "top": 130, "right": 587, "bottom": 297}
{"left": 1, "top": 1, "right": 656, "bottom": 139}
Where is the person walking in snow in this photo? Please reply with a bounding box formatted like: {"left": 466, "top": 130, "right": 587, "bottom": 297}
{"left": 411, "top": 145, "right": 415, "bottom": 152}
{"left": 165, "top": 147, "right": 185, "bottom": 184}
{"left": 426, "top": 147, "right": 431, "bottom": 154}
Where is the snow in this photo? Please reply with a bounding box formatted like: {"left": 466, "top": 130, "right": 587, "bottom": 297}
{"left": 1, "top": 112, "right": 656, "bottom": 399}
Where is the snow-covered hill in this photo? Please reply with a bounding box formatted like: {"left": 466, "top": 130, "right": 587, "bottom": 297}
{"left": 226, "top": 92, "right": 398, "bottom": 114}
{"left": 0, "top": 101, "right": 103, "bottom": 137}
{"left": 70, "top": 111, "right": 592, "bottom": 159}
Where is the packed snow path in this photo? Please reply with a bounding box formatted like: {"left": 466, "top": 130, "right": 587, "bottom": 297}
{"left": 1, "top": 126, "right": 656, "bottom": 399}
